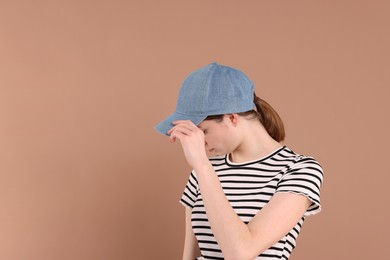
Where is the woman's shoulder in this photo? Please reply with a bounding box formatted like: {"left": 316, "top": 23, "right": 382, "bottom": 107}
{"left": 283, "top": 146, "right": 322, "bottom": 162}
{"left": 282, "top": 147, "right": 324, "bottom": 179}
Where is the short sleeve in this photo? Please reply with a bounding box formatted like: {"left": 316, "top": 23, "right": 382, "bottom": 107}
{"left": 180, "top": 171, "right": 199, "bottom": 208}
{"left": 276, "top": 156, "right": 324, "bottom": 217}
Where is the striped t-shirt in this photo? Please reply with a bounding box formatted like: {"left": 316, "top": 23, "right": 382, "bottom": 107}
{"left": 180, "top": 146, "right": 324, "bottom": 260}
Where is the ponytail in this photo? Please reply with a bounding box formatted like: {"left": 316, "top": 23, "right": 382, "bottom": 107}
{"left": 205, "top": 92, "right": 285, "bottom": 142}
{"left": 253, "top": 93, "right": 285, "bottom": 142}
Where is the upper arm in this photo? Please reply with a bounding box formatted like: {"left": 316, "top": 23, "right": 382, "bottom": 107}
{"left": 182, "top": 207, "right": 200, "bottom": 260}
{"left": 239, "top": 157, "right": 323, "bottom": 258}
{"left": 245, "top": 192, "right": 311, "bottom": 257}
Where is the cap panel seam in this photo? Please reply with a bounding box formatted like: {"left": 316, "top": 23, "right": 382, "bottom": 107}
{"left": 201, "top": 64, "right": 217, "bottom": 115}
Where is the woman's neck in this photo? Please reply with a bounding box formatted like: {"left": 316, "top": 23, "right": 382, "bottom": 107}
{"left": 229, "top": 122, "right": 282, "bottom": 163}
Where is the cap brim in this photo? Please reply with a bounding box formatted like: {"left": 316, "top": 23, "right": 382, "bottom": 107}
{"left": 154, "top": 112, "right": 207, "bottom": 136}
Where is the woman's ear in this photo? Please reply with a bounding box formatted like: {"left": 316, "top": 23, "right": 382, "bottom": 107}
{"left": 227, "top": 114, "right": 239, "bottom": 126}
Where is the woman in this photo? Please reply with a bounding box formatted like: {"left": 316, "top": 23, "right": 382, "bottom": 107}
{"left": 155, "top": 62, "right": 324, "bottom": 260}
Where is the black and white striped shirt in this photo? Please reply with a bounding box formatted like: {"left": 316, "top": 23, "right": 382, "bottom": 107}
{"left": 180, "top": 146, "right": 324, "bottom": 260}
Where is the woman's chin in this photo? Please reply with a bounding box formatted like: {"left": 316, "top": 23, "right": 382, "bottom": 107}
{"left": 206, "top": 149, "right": 223, "bottom": 158}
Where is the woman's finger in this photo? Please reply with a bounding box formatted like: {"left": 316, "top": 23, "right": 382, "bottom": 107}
{"left": 168, "top": 121, "right": 199, "bottom": 135}
{"left": 169, "top": 128, "right": 190, "bottom": 143}
{"left": 172, "top": 120, "right": 198, "bottom": 130}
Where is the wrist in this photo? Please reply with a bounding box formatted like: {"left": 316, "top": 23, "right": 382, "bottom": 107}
{"left": 193, "top": 158, "right": 213, "bottom": 175}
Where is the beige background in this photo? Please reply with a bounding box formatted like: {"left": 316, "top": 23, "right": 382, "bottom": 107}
{"left": 1, "top": 1, "right": 389, "bottom": 259}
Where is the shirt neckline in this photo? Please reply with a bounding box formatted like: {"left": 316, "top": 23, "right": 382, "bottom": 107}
{"left": 225, "top": 145, "right": 287, "bottom": 166}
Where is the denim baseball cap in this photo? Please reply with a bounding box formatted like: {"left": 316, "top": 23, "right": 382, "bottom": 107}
{"left": 155, "top": 62, "right": 255, "bottom": 135}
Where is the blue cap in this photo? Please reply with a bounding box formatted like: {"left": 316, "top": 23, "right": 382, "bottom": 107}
{"left": 155, "top": 62, "right": 255, "bottom": 135}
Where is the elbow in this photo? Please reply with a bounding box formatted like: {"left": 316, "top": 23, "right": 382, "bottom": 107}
{"left": 220, "top": 233, "right": 267, "bottom": 259}
{"left": 223, "top": 248, "right": 258, "bottom": 260}
{"left": 224, "top": 254, "right": 248, "bottom": 260}
{"left": 225, "top": 254, "right": 254, "bottom": 260}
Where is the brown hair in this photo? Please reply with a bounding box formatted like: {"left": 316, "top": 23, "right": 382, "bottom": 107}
{"left": 205, "top": 92, "right": 285, "bottom": 142}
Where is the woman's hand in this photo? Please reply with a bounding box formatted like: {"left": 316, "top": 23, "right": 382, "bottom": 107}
{"left": 167, "top": 120, "right": 209, "bottom": 169}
